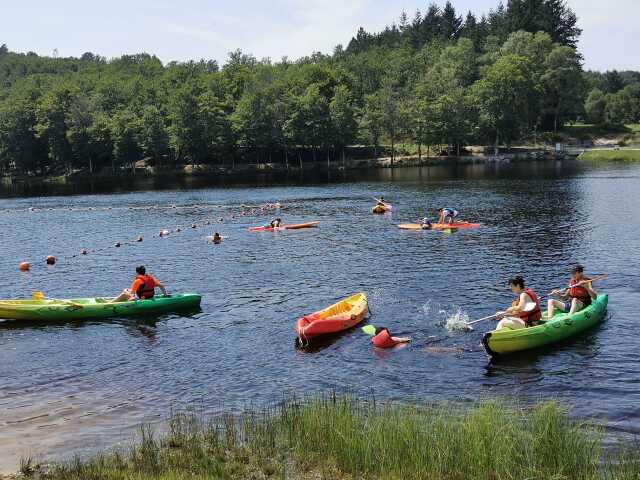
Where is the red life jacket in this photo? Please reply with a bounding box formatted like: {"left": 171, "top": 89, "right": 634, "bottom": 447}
{"left": 372, "top": 329, "right": 400, "bottom": 349}
{"left": 569, "top": 279, "right": 591, "bottom": 302}
{"left": 134, "top": 274, "right": 156, "bottom": 299}
{"left": 517, "top": 288, "right": 541, "bottom": 326}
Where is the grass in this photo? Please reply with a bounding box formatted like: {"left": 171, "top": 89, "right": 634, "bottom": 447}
{"left": 10, "top": 396, "right": 640, "bottom": 480}
{"left": 579, "top": 149, "right": 640, "bottom": 162}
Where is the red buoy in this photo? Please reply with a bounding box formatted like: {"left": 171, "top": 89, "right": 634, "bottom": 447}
{"left": 19, "top": 262, "right": 31, "bottom": 271}
{"left": 45, "top": 255, "right": 56, "bottom": 265}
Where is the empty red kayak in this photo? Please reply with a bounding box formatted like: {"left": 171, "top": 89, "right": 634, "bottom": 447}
{"left": 296, "top": 293, "right": 368, "bottom": 342}
{"left": 249, "top": 221, "right": 320, "bottom": 232}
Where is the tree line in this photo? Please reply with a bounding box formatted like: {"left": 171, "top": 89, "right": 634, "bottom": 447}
{"left": 0, "top": 0, "right": 638, "bottom": 176}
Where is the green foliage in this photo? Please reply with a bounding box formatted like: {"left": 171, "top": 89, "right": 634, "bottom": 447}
{"left": 0, "top": 1, "right": 637, "bottom": 177}
{"left": 26, "top": 396, "right": 640, "bottom": 480}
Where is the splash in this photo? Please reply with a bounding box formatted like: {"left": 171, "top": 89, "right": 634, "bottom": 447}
{"left": 444, "top": 308, "right": 472, "bottom": 332}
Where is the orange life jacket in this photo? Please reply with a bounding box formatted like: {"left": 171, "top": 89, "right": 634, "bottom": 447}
{"left": 517, "top": 288, "right": 541, "bottom": 327}
{"left": 133, "top": 274, "right": 156, "bottom": 299}
{"left": 372, "top": 329, "right": 400, "bottom": 349}
{"left": 569, "top": 278, "right": 591, "bottom": 303}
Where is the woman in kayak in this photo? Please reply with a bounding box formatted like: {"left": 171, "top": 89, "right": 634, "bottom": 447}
{"left": 438, "top": 208, "right": 459, "bottom": 224}
{"left": 372, "top": 327, "right": 411, "bottom": 349}
{"left": 110, "top": 265, "right": 168, "bottom": 302}
{"left": 495, "top": 276, "right": 542, "bottom": 330}
{"left": 547, "top": 264, "right": 597, "bottom": 317}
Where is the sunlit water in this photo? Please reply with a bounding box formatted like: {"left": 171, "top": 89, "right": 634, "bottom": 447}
{"left": 1, "top": 161, "right": 639, "bottom": 471}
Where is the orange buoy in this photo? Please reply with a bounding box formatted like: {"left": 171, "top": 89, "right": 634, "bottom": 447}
{"left": 81, "top": 249, "right": 88, "bottom": 255}
{"left": 19, "top": 262, "right": 31, "bottom": 271}
{"left": 136, "top": 236, "right": 144, "bottom": 242}
{"left": 45, "top": 255, "right": 56, "bottom": 265}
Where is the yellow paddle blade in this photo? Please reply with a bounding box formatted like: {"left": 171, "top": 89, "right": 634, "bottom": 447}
{"left": 362, "top": 325, "right": 376, "bottom": 336}
{"left": 32, "top": 291, "right": 45, "bottom": 300}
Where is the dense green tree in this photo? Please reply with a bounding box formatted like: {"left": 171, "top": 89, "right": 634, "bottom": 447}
{"left": 541, "top": 45, "right": 584, "bottom": 132}
{"left": 330, "top": 85, "right": 358, "bottom": 165}
{"left": 473, "top": 54, "right": 537, "bottom": 150}
{"left": 584, "top": 89, "right": 606, "bottom": 125}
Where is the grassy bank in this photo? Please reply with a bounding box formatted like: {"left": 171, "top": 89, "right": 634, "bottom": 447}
{"left": 10, "top": 396, "right": 640, "bottom": 480}
{"left": 579, "top": 149, "right": 640, "bottom": 162}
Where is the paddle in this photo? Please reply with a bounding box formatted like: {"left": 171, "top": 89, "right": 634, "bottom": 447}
{"left": 372, "top": 197, "right": 392, "bottom": 208}
{"left": 362, "top": 324, "right": 377, "bottom": 336}
{"left": 32, "top": 291, "right": 83, "bottom": 308}
{"left": 548, "top": 274, "right": 608, "bottom": 296}
{"left": 463, "top": 302, "right": 537, "bottom": 329}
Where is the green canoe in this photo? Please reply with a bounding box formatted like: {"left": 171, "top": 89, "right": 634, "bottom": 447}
{"left": 482, "top": 294, "right": 608, "bottom": 356}
{"left": 0, "top": 294, "right": 201, "bottom": 322}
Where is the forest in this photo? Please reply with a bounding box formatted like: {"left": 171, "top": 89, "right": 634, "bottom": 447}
{"left": 1, "top": 0, "right": 639, "bottom": 176}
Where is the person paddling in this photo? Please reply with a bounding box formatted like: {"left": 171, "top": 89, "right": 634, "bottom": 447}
{"left": 438, "top": 208, "right": 459, "bottom": 224}
{"left": 495, "top": 276, "right": 541, "bottom": 330}
{"left": 547, "top": 264, "right": 597, "bottom": 317}
{"left": 110, "top": 265, "right": 168, "bottom": 302}
{"left": 269, "top": 218, "right": 283, "bottom": 228}
{"left": 372, "top": 327, "right": 411, "bottom": 349}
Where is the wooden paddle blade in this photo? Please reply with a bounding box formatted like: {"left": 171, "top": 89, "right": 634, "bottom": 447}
{"left": 362, "top": 325, "right": 376, "bottom": 336}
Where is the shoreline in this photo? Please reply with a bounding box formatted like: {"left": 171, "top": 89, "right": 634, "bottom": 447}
{"left": 3, "top": 395, "right": 639, "bottom": 479}
{"left": 1, "top": 151, "right": 566, "bottom": 185}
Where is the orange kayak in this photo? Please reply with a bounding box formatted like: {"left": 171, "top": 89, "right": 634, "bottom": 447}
{"left": 398, "top": 222, "right": 481, "bottom": 230}
{"left": 249, "top": 221, "right": 320, "bottom": 232}
{"left": 295, "top": 293, "right": 368, "bottom": 342}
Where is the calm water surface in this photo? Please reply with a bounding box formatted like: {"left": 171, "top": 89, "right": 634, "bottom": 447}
{"left": 1, "top": 161, "right": 639, "bottom": 471}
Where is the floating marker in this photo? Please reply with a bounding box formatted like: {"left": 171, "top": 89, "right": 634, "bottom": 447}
{"left": 19, "top": 262, "right": 31, "bottom": 271}
{"left": 45, "top": 255, "right": 56, "bottom": 265}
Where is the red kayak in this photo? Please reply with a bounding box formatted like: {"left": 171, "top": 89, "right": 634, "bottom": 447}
{"left": 398, "top": 222, "right": 481, "bottom": 230}
{"left": 249, "top": 221, "right": 320, "bottom": 232}
{"left": 296, "top": 293, "right": 368, "bottom": 342}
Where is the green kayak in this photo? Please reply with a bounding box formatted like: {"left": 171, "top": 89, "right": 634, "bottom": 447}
{"left": 482, "top": 294, "right": 608, "bottom": 356}
{"left": 0, "top": 294, "right": 201, "bottom": 322}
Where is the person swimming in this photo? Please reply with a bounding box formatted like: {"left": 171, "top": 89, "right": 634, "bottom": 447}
{"left": 371, "top": 327, "right": 411, "bottom": 349}
{"left": 212, "top": 232, "right": 222, "bottom": 244}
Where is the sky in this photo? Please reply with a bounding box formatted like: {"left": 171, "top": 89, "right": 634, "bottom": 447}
{"left": 1, "top": 0, "right": 638, "bottom": 71}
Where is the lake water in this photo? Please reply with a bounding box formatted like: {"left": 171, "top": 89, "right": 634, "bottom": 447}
{"left": 1, "top": 160, "right": 639, "bottom": 471}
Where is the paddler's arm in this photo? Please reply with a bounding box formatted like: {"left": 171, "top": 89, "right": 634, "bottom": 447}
{"left": 155, "top": 279, "right": 168, "bottom": 297}
{"left": 506, "top": 292, "right": 528, "bottom": 313}
{"left": 584, "top": 280, "right": 597, "bottom": 298}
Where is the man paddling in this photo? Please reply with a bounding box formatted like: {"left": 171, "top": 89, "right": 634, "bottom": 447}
{"left": 495, "top": 276, "right": 541, "bottom": 330}
{"left": 110, "top": 265, "right": 168, "bottom": 302}
{"left": 547, "top": 265, "right": 597, "bottom": 317}
{"left": 437, "top": 207, "right": 459, "bottom": 224}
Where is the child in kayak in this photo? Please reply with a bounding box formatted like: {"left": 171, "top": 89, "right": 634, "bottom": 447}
{"left": 372, "top": 327, "right": 411, "bottom": 348}
{"left": 421, "top": 217, "right": 432, "bottom": 229}
{"left": 438, "top": 208, "right": 459, "bottom": 224}
{"left": 495, "top": 276, "right": 542, "bottom": 330}
{"left": 110, "top": 265, "right": 168, "bottom": 302}
{"left": 269, "top": 218, "right": 282, "bottom": 228}
{"left": 547, "top": 264, "right": 597, "bottom": 317}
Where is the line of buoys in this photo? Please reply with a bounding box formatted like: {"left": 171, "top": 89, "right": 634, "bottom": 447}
{"left": 8, "top": 199, "right": 277, "bottom": 273}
